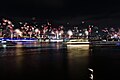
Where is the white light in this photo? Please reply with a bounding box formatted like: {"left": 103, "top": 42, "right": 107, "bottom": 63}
{"left": 67, "top": 30, "right": 73, "bottom": 36}
{"left": 2, "top": 44, "right": 6, "bottom": 48}
{"left": 85, "top": 30, "right": 89, "bottom": 35}
{"left": 15, "top": 29, "right": 21, "bottom": 34}
{"left": 88, "top": 68, "right": 93, "bottom": 73}
{"left": 8, "top": 21, "right": 11, "bottom": 24}
{"left": 12, "top": 25, "right": 14, "bottom": 27}
{"left": 3, "top": 20, "right": 7, "bottom": 22}
{"left": 19, "top": 22, "right": 22, "bottom": 24}
{"left": 35, "top": 28, "right": 39, "bottom": 32}
{"left": 82, "top": 21, "right": 85, "bottom": 24}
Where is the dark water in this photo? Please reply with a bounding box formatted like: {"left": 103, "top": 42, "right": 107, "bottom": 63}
{"left": 0, "top": 43, "right": 90, "bottom": 80}
{"left": 1, "top": 42, "right": 120, "bottom": 80}
{"left": 90, "top": 47, "right": 120, "bottom": 80}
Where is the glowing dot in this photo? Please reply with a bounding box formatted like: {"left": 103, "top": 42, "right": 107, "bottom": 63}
{"left": 67, "top": 22, "right": 69, "bottom": 24}
{"left": 8, "top": 21, "right": 11, "bottom": 24}
{"left": 19, "top": 22, "right": 22, "bottom": 24}
{"left": 82, "top": 21, "right": 85, "bottom": 24}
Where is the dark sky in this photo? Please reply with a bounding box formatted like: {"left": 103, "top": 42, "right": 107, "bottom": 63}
{"left": 0, "top": 0, "right": 120, "bottom": 27}
{"left": 0, "top": 0, "right": 120, "bottom": 17}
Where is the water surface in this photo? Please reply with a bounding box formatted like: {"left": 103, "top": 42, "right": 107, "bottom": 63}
{"left": 0, "top": 43, "right": 90, "bottom": 80}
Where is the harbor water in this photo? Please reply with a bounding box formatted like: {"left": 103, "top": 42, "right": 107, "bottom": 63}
{"left": 0, "top": 42, "right": 120, "bottom": 80}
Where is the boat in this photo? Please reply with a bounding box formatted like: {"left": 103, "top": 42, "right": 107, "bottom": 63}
{"left": 0, "top": 38, "right": 38, "bottom": 48}
{"left": 0, "top": 40, "right": 16, "bottom": 48}
{"left": 66, "top": 39, "right": 90, "bottom": 49}
{"left": 50, "top": 39, "right": 63, "bottom": 42}
{"left": 38, "top": 39, "right": 64, "bottom": 43}
{"left": 90, "top": 41, "right": 120, "bottom": 49}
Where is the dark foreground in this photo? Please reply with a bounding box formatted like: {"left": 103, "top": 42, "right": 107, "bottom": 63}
{"left": 90, "top": 47, "right": 120, "bottom": 80}
{"left": 0, "top": 43, "right": 89, "bottom": 80}
{"left": 0, "top": 43, "right": 120, "bottom": 80}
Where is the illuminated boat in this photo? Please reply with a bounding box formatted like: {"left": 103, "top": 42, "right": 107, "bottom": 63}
{"left": 6, "top": 38, "right": 38, "bottom": 42}
{"left": 0, "top": 41, "right": 16, "bottom": 48}
{"left": 0, "top": 38, "right": 38, "bottom": 48}
{"left": 66, "top": 39, "right": 90, "bottom": 49}
{"left": 39, "top": 39, "right": 63, "bottom": 42}
{"left": 67, "top": 41, "right": 90, "bottom": 46}
{"left": 50, "top": 39, "right": 63, "bottom": 42}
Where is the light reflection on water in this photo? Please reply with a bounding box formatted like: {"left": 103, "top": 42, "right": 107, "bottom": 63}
{"left": 0, "top": 42, "right": 66, "bottom": 56}
{"left": 67, "top": 47, "right": 89, "bottom": 58}
{"left": 0, "top": 42, "right": 90, "bottom": 80}
{"left": 67, "top": 47, "right": 89, "bottom": 80}
{"left": 1, "top": 42, "right": 119, "bottom": 80}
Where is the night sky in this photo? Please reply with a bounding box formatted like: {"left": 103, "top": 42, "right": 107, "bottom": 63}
{"left": 1, "top": 0, "right": 119, "bottom": 16}
{"left": 0, "top": 0, "right": 120, "bottom": 27}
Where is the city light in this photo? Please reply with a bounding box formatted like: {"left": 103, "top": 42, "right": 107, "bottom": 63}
{"left": 0, "top": 18, "right": 120, "bottom": 42}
